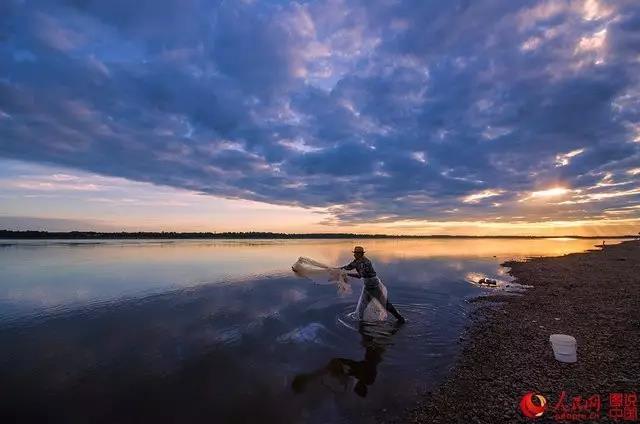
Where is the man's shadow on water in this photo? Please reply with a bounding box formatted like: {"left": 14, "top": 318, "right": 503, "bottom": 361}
{"left": 291, "top": 321, "right": 402, "bottom": 398}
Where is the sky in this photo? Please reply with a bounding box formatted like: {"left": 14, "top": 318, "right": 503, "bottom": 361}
{"left": 0, "top": 0, "right": 639, "bottom": 236}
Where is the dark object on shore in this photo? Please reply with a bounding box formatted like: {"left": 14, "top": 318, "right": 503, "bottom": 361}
{"left": 477, "top": 278, "right": 497, "bottom": 286}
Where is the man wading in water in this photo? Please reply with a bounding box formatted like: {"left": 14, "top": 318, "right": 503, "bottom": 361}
{"left": 342, "top": 246, "right": 406, "bottom": 323}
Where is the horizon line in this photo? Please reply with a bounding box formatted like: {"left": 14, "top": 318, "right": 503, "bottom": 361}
{"left": 1, "top": 229, "right": 637, "bottom": 240}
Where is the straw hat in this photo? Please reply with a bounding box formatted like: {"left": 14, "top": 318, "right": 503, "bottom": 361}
{"left": 353, "top": 246, "right": 365, "bottom": 253}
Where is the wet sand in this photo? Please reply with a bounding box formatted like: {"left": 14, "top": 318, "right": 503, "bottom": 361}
{"left": 409, "top": 239, "right": 640, "bottom": 423}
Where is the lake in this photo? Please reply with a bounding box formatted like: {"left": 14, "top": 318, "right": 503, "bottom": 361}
{"left": 0, "top": 238, "right": 618, "bottom": 423}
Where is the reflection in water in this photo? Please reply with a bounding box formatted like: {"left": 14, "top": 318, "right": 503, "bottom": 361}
{"left": 0, "top": 238, "right": 620, "bottom": 422}
{"left": 292, "top": 322, "right": 400, "bottom": 398}
{"left": 0, "top": 237, "right": 621, "bottom": 319}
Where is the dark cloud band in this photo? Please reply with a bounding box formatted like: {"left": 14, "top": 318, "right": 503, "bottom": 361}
{"left": 1, "top": 0, "right": 639, "bottom": 223}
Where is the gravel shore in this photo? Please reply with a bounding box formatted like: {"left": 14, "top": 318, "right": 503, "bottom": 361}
{"left": 409, "top": 239, "right": 640, "bottom": 423}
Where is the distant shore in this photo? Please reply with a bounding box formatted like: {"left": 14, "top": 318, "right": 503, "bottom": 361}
{"left": 408, "top": 239, "right": 640, "bottom": 423}
{"left": 0, "top": 230, "right": 636, "bottom": 240}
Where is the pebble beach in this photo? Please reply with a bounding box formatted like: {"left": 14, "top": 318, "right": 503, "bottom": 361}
{"left": 409, "top": 239, "right": 640, "bottom": 423}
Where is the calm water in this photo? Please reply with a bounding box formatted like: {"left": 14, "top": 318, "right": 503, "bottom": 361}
{"left": 0, "top": 238, "right": 616, "bottom": 423}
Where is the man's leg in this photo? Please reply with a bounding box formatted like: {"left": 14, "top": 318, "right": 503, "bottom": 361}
{"left": 367, "top": 285, "right": 405, "bottom": 323}
{"left": 385, "top": 301, "right": 405, "bottom": 323}
{"left": 358, "top": 289, "right": 373, "bottom": 320}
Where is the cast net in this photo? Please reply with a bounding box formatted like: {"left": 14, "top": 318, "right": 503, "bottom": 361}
{"left": 291, "top": 257, "right": 351, "bottom": 294}
{"left": 291, "top": 257, "right": 388, "bottom": 321}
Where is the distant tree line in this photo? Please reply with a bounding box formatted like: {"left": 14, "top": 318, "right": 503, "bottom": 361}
{"left": 0, "top": 230, "right": 635, "bottom": 239}
{"left": 0, "top": 230, "right": 389, "bottom": 239}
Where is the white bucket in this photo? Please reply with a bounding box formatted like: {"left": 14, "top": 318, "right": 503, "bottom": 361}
{"left": 549, "top": 334, "right": 577, "bottom": 363}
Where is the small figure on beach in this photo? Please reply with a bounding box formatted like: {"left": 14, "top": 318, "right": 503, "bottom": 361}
{"left": 342, "top": 246, "right": 406, "bottom": 323}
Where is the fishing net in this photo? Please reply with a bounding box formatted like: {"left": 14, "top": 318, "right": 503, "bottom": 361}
{"left": 291, "top": 257, "right": 388, "bottom": 321}
{"left": 291, "top": 257, "right": 351, "bottom": 294}
{"left": 354, "top": 279, "right": 388, "bottom": 321}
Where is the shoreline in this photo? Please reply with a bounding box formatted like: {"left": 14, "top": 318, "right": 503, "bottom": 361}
{"left": 408, "top": 239, "right": 640, "bottom": 423}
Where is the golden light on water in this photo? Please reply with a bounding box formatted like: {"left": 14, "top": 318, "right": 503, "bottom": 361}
{"left": 72, "top": 238, "right": 631, "bottom": 269}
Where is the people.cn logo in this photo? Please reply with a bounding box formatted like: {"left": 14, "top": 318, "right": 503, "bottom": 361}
{"left": 520, "top": 392, "right": 547, "bottom": 418}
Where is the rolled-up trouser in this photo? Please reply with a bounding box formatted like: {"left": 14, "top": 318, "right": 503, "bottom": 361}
{"left": 361, "top": 277, "right": 403, "bottom": 320}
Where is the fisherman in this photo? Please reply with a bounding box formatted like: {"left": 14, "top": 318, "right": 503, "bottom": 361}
{"left": 342, "top": 246, "right": 405, "bottom": 323}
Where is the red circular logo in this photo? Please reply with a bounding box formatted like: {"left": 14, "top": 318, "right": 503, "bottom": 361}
{"left": 520, "top": 392, "right": 547, "bottom": 418}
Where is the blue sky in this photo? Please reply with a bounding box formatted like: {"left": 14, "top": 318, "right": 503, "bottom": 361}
{"left": 0, "top": 0, "right": 639, "bottom": 235}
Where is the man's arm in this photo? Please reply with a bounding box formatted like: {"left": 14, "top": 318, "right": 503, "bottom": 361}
{"left": 341, "top": 260, "right": 356, "bottom": 271}
{"left": 341, "top": 260, "right": 361, "bottom": 278}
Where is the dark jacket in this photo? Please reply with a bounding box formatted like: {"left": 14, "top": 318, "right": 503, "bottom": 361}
{"left": 341, "top": 256, "right": 377, "bottom": 279}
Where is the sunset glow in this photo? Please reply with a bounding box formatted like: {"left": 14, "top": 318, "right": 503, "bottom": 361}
{"left": 529, "top": 187, "right": 572, "bottom": 199}
{"left": 0, "top": 0, "right": 638, "bottom": 236}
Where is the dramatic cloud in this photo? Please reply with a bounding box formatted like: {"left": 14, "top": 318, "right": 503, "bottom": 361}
{"left": 1, "top": 0, "right": 639, "bottom": 227}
